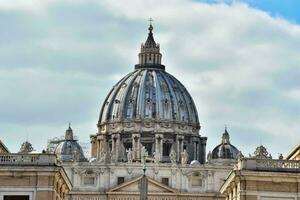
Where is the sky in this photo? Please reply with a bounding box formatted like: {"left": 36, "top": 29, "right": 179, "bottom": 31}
{"left": 0, "top": 0, "right": 299, "bottom": 158}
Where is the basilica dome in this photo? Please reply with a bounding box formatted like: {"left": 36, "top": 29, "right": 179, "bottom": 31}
{"left": 98, "top": 24, "right": 200, "bottom": 134}
{"left": 92, "top": 24, "right": 206, "bottom": 165}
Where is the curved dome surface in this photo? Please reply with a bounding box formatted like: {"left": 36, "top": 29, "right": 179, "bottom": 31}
{"left": 212, "top": 143, "right": 239, "bottom": 159}
{"left": 55, "top": 125, "right": 87, "bottom": 162}
{"left": 99, "top": 68, "right": 199, "bottom": 126}
{"left": 55, "top": 140, "right": 86, "bottom": 162}
{"left": 212, "top": 128, "right": 240, "bottom": 159}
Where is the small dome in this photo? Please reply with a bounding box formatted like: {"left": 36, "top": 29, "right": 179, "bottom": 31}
{"left": 212, "top": 128, "right": 240, "bottom": 159}
{"left": 190, "top": 160, "right": 200, "bottom": 166}
{"left": 54, "top": 125, "right": 87, "bottom": 162}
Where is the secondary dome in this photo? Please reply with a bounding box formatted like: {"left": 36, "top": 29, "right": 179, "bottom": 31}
{"left": 212, "top": 128, "right": 240, "bottom": 159}
{"left": 98, "top": 24, "right": 200, "bottom": 132}
{"left": 55, "top": 124, "right": 87, "bottom": 162}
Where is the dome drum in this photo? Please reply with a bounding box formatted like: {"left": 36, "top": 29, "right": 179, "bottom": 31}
{"left": 92, "top": 131, "right": 206, "bottom": 164}
{"left": 98, "top": 120, "right": 200, "bottom": 135}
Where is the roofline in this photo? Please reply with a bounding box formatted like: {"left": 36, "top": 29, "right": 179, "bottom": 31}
{"left": 286, "top": 142, "right": 300, "bottom": 160}
{"left": 0, "top": 140, "right": 10, "bottom": 153}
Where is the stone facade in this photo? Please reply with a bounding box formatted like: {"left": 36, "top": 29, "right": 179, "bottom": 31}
{"left": 220, "top": 158, "right": 300, "bottom": 200}
{"left": 0, "top": 154, "right": 72, "bottom": 200}
{"left": 61, "top": 159, "right": 235, "bottom": 199}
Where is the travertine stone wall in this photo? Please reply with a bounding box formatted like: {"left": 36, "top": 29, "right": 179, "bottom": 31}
{"left": 0, "top": 166, "right": 71, "bottom": 200}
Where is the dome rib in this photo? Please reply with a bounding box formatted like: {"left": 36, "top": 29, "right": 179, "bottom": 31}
{"left": 153, "top": 70, "right": 161, "bottom": 120}
{"left": 99, "top": 71, "right": 135, "bottom": 123}
{"left": 168, "top": 72, "right": 199, "bottom": 124}
{"left": 159, "top": 71, "right": 179, "bottom": 121}
{"left": 121, "top": 71, "right": 139, "bottom": 119}
{"left": 165, "top": 74, "right": 187, "bottom": 122}
{"left": 136, "top": 70, "right": 147, "bottom": 119}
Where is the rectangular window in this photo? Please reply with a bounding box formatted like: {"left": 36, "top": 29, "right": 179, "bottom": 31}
{"left": 4, "top": 196, "right": 29, "bottom": 200}
{"left": 83, "top": 177, "right": 95, "bottom": 185}
{"left": 191, "top": 178, "right": 202, "bottom": 187}
{"left": 117, "top": 177, "right": 125, "bottom": 185}
{"left": 163, "top": 143, "right": 171, "bottom": 156}
{"left": 161, "top": 177, "right": 169, "bottom": 186}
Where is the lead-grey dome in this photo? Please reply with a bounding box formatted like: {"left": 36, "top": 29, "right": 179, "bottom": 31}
{"left": 99, "top": 69, "right": 199, "bottom": 126}
{"left": 55, "top": 125, "right": 87, "bottom": 162}
{"left": 212, "top": 128, "right": 240, "bottom": 159}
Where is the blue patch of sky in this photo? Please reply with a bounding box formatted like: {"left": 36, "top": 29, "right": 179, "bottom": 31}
{"left": 195, "top": 0, "right": 300, "bottom": 24}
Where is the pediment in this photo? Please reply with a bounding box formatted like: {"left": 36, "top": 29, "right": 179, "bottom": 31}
{"left": 108, "top": 176, "right": 178, "bottom": 194}
{"left": 0, "top": 140, "right": 9, "bottom": 153}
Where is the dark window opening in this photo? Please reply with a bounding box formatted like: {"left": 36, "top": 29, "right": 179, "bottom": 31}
{"left": 117, "top": 177, "right": 125, "bottom": 185}
{"left": 163, "top": 143, "right": 172, "bottom": 156}
{"left": 4, "top": 196, "right": 29, "bottom": 200}
{"left": 142, "top": 143, "right": 152, "bottom": 155}
{"left": 124, "top": 143, "right": 132, "bottom": 150}
{"left": 162, "top": 178, "right": 169, "bottom": 186}
{"left": 109, "top": 143, "right": 112, "bottom": 152}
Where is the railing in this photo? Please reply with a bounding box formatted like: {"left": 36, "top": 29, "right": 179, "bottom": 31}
{"left": 0, "top": 153, "right": 57, "bottom": 166}
{"left": 238, "top": 158, "right": 300, "bottom": 172}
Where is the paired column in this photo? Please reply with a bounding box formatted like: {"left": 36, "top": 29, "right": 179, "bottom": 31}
{"left": 176, "top": 135, "right": 184, "bottom": 162}
{"left": 111, "top": 133, "right": 121, "bottom": 162}
{"left": 97, "top": 134, "right": 107, "bottom": 162}
{"left": 155, "top": 134, "right": 163, "bottom": 162}
{"left": 132, "top": 133, "right": 141, "bottom": 160}
{"left": 90, "top": 135, "right": 97, "bottom": 158}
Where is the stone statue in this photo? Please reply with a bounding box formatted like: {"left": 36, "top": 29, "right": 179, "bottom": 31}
{"left": 153, "top": 151, "right": 160, "bottom": 164}
{"left": 181, "top": 149, "right": 188, "bottom": 164}
{"left": 110, "top": 149, "right": 116, "bottom": 163}
{"left": 141, "top": 146, "right": 148, "bottom": 163}
{"left": 127, "top": 148, "right": 133, "bottom": 163}
{"left": 169, "top": 147, "right": 176, "bottom": 164}
{"left": 207, "top": 151, "right": 212, "bottom": 163}
{"left": 251, "top": 145, "right": 272, "bottom": 159}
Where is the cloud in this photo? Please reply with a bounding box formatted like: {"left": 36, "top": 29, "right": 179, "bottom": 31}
{"left": 0, "top": 0, "right": 299, "bottom": 156}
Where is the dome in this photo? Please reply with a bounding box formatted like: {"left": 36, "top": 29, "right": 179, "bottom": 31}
{"left": 98, "top": 25, "right": 200, "bottom": 134}
{"left": 99, "top": 69, "right": 199, "bottom": 126}
{"left": 212, "top": 128, "right": 239, "bottom": 159}
{"left": 92, "top": 24, "right": 207, "bottom": 165}
{"left": 55, "top": 125, "right": 87, "bottom": 162}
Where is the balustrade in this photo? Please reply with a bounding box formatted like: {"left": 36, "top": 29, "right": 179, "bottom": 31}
{"left": 0, "top": 153, "right": 57, "bottom": 166}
